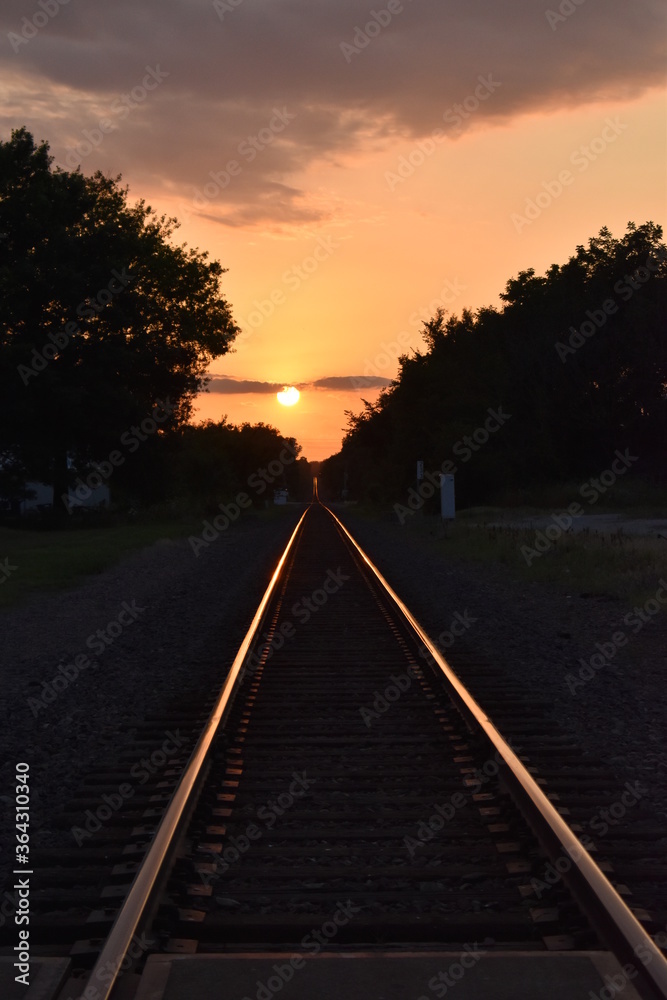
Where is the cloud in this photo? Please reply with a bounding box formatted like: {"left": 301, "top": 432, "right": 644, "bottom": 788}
{"left": 312, "top": 375, "right": 392, "bottom": 390}
{"left": 206, "top": 377, "right": 283, "bottom": 394}
{"left": 206, "top": 374, "right": 392, "bottom": 393}
{"left": 0, "top": 0, "right": 664, "bottom": 226}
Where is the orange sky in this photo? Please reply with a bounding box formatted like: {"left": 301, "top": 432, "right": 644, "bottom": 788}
{"left": 1, "top": 1, "right": 665, "bottom": 460}
{"left": 184, "top": 93, "right": 666, "bottom": 458}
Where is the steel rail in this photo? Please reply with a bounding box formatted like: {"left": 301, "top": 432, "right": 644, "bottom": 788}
{"left": 77, "top": 508, "right": 309, "bottom": 1000}
{"left": 325, "top": 503, "right": 667, "bottom": 1000}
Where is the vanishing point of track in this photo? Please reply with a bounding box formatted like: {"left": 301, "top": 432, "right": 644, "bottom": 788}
{"left": 12, "top": 496, "right": 667, "bottom": 1000}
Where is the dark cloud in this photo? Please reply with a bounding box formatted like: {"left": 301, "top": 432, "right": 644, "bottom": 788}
{"left": 206, "top": 377, "right": 283, "bottom": 394}
{"left": 1, "top": 0, "right": 663, "bottom": 225}
{"left": 312, "top": 375, "right": 392, "bottom": 390}
{"left": 206, "top": 374, "right": 392, "bottom": 393}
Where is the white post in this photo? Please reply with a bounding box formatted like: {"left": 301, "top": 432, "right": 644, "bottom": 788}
{"left": 440, "top": 474, "right": 455, "bottom": 519}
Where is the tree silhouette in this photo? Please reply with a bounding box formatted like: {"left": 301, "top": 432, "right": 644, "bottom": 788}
{"left": 322, "top": 223, "right": 666, "bottom": 504}
{"left": 0, "top": 128, "right": 239, "bottom": 510}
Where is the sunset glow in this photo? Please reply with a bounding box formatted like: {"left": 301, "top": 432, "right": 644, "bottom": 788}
{"left": 277, "top": 386, "right": 300, "bottom": 407}
{"left": 2, "top": 1, "right": 664, "bottom": 460}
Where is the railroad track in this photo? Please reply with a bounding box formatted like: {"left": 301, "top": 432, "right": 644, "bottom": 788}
{"left": 3, "top": 497, "right": 667, "bottom": 1000}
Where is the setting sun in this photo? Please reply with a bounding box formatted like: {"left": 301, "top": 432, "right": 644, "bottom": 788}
{"left": 277, "top": 386, "right": 300, "bottom": 407}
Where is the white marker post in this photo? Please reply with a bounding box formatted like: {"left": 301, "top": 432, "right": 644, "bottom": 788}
{"left": 441, "top": 474, "right": 455, "bottom": 520}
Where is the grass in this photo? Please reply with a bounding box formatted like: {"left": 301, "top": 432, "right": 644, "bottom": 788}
{"left": 0, "top": 505, "right": 297, "bottom": 609}
{"left": 4, "top": 495, "right": 663, "bottom": 611}
{"left": 348, "top": 505, "right": 667, "bottom": 607}
{"left": 439, "top": 521, "right": 667, "bottom": 606}
{"left": 483, "top": 478, "right": 667, "bottom": 518}
{"left": 0, "top": 519, "right": 192, "bottom": 609}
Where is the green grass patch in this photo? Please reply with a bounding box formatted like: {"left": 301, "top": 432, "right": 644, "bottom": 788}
{"left": 439, "top": 522, "right": 667, "bottom": 606}
{"left": 346, "top": 506, "right": 667, "bottom": 607}
{"left": 0, "top": 519, "right": 194, "bottom": 608}
{"left": 0, "top": 505, "right": 298, "bottom": 609}
{"left": 489, "top": 478, "right": 667, "bottom": 517}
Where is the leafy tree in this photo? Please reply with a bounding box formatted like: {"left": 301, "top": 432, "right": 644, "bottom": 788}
{"left": 322, "top": 223, "right": 666, "bottom": 506}
{"left": 0, "top": 127, "right": 239, "bottom": 509}
{"left": 112, "top": 419, "right": 308, "bottom": 512}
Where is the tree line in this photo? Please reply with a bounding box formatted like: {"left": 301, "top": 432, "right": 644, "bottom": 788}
{"left": 0, "top": 127, "right": 311, "bottom": 519}
{"left": 321, "top": 222, "right": 666, "bottom": 508}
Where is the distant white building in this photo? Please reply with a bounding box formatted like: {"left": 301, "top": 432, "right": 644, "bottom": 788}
{"left": 0, "top": 457, "right": 110, "bottom": 515}
{"left": 18, "top": 481, "right": 52, "bottom": 514}
{"left": 17, "top": 481, "right": 110, "bottom": 514}
{"left": 273, "top": 488, "right": 289, "bottom": 505}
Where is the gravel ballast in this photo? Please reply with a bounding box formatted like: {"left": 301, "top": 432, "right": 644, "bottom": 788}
{"left": 0, "top": 507, "right": 304, "bottom": 898}
{"left": 334, "top": 507, "right": 667, "bottom": 823}
{"left": 2, "top": 502, "right": 665, "bottom": 918}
